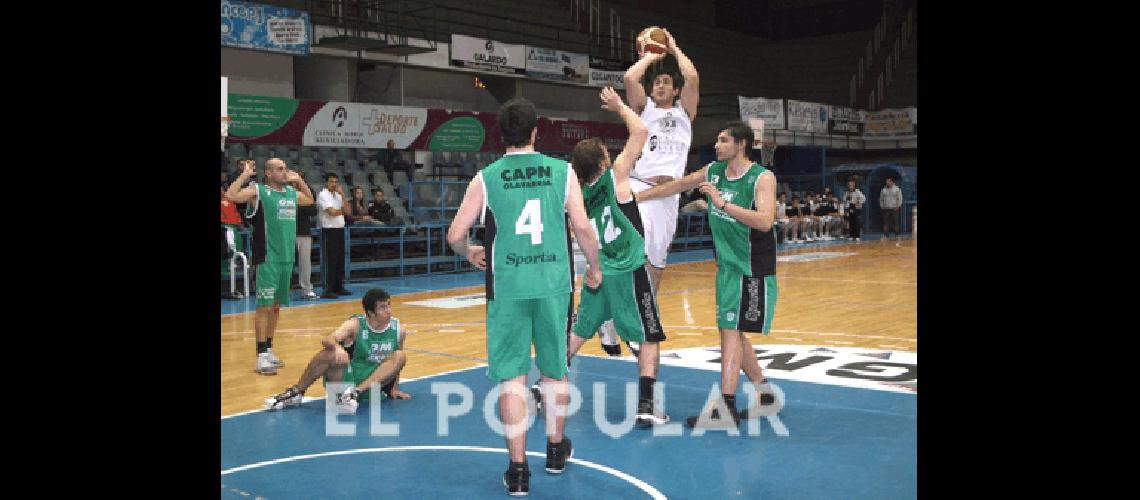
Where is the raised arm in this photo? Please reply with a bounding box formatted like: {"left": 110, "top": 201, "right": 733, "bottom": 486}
{"left": 635, "top": 163, "right": 709, "bottom": 203}
{"left": 599, "top": 86, "right": 647, "bottom": 201}
{"left": 661, "top": 29, "right": 699, "bottom": 121}
{"left": 225, "top": 161, "right": 260, "bottom": 204}
{"left": 285, "top": 170, "right": 314, "bottom": 206}
{"left": 623, "top": 51, "right": 666, "bottom": 114}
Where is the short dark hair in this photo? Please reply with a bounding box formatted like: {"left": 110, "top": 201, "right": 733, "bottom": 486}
{"left": 719, "top": 121, "right": 754, "bottom": 153}
{"left": 644, "top": 55, "right": 685, "bottom": 94}
{"left": 497, "top": 97, "right": 538, "bottom": 148}
{"left": 324, "top": 172, "right": 339, "bottom": 181}
{"left": 362, "top": 288, "right": 391, "bottom": 313}
{"left": 571, "top": 138, "right": 607, "bottom": 184}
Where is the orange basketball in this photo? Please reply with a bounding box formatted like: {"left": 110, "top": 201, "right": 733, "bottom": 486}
{"left": 637, "top": 26, "right": 668, "bottom": 56}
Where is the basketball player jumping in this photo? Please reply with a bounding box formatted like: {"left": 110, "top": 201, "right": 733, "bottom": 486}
{"left": 597, "top": 28, "right": 698, "bottom": 358}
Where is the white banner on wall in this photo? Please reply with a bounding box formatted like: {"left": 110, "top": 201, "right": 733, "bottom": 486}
{"left": 303, "top": 102, "right": 428, "bottom": 148}
{"left": 738, "top": 96, "right": 785, "bottom": 130}
{"left": 786, "top": 99, "right": 830, "bottom": 134}
{"left": 864, "top": 108, "right": 915, "bottom": 138}
{"left": 525, "top": 47, "right": 589, "bottom": 84}
{"left": 449, "top": 34, "right": 526, "bottom": 75}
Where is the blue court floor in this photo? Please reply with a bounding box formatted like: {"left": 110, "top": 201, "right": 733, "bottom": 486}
{"left": 221, "top": 355, "right": 917, "bottom": 499}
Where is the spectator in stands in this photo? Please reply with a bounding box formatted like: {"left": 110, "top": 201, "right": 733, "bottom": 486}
{"left": 369, "top": 188, "right": 395, "bottom": 225}
{"left": 318, "top": 173, "right": 351, "bottom": 299}
{"left": 347, "top": 186, "right": 380, "bottom": 225}
{"left": 801, "top": 192, "right": 820, "bottom": 242}
{"left": 787, "top": 196, "right": 810, "bottom": 244}
{"left": 295, "top": 171, "right": 319, "bottom": 300}
{"left": 775, "top": 192, "right": 793, "bottom": 244}
{"left": 879, "top": 177, "right": 903, "bottom": 240}
{"left": 377, "top": 139, "right": 414, "bottom": 182}
{"left": 842, "top": 179, "right": 866, "bottom": 241}
{"left": 812, "top": 192, "right": 838, "bottom": 241}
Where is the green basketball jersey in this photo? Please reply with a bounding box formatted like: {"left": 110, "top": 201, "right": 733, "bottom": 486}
{"left": 247, "top": 183, "right": 298, "bottom": 264}
{"left": 581, "top": 169, "right": 645, "bottom": 274}
{"left": 705, "top": 161, "right": 776, "bottom": 276}
{"left": 481, "top": 152, "right": 572, "bottom": 300}
{"left": 349, "top": 314, "right": 401, "bottom": 374}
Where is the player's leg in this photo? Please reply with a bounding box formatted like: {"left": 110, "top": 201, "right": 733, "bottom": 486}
{"left": 352, "top": 350, "right": 407, "bottom": 394}
{"left": 486, "top": 297, "right": 537, "bottom": 492}
{"left": 264, "top": 262, "right": 292, "bottom": 367}
{"left": 569, "top": 283, "right": 607, "bottom": 361}
{"left": 266, "top": 348, "right": 348, "bottom": 409}
{"left": 532, "top": 294, "right": 573, "bottom": 474}
{"left": 735, "top": 275, "right": 779, "bottom": 418}
{"left": 613, "top": 266, "right": 668, "bottom": 425}
{"left": 254, "top": 263, "right": 278, "bottom": 375}
{"left": 685, "top": 269, "right": 747, "bottom": 427}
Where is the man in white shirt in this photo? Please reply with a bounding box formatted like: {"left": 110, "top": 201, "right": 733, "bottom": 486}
{"left": 842, "top": 179, "right": 866, "bottom": 241}
{"left": 318, "top": 173, "right": 351, "bottom": 299}
{"left": 879, "top": 177, "right": 904, "bottom": 240}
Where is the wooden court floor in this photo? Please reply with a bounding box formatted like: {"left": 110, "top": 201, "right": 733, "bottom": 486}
{"left": 221, "top": 239, "right": 916, "bottom": 415}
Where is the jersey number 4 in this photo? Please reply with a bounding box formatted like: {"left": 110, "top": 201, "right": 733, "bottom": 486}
{"left": 515, "top": 199, "right": 544, "bottom": 245}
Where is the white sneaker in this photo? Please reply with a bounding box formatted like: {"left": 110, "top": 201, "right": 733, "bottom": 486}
{"left": 531, "top": 383, "right": 544, "bottom": 413}
{"left": 265, "top": 386, "right": 304, "bottom": 410}
{"left": 266, "top": 349, "right": 284, "bottom": 367}
{"left": 255, "top": 353, "right": 277, "bottom": 375}
{"left": 337, "top": 387, "right": 360, "bottom": 414}
{"left": 855, "top": 237, "right": 861, "bottom": 242}
{"left": 302, "top": 291, "right": 319, "bottom": 300}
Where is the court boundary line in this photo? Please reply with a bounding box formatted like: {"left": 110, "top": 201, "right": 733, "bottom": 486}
{"left": 220, "top": 445, "right": 667, "bottom": 499}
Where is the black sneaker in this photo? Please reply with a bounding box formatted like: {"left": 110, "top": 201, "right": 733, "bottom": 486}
{"left": 737, "top": 393, "right": 777, "bottom": 420}
{"left": 503, "top": 462, "right": 530, "bottom": 496}
{"left": 600, "top": 342, "right": 622, "bottom": 356}
{"left": 684, "top": 405, "right": 740, "bottom": 428}
{"left": 320, "top": 292, "right": 338, "bottom": 299}
{"left": 635, "top": 398, "right": 670, "bottom": 427}
{"left": 334, "top": 289, "right": 352, "bottom": 296}
{"left": 545, "top": 437, "right": 573, "bottom": 474}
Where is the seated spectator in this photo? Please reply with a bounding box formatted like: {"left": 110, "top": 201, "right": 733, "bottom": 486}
{"left": 377, "top": 139, "right": 415, "bottom": 181}
{"left": 368, "top": 188, "right": 395, "bottom": 225}
{"left": 347, "top": 186, "right": 382, "bottom": 225}
{"left": 802, "top": 192, "right": 820, "bottom": 242}
{"left": 787, "top": 196, "right": 810, "bottom": 244}
{"left": 812, "top": 193, "right": 838, "bottom": 241}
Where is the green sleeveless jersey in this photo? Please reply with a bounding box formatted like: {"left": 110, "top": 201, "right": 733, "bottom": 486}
{"left": 349, "top": 314, "right": 401, "bottom": 373}
{"left": 247, "top": 183, "right": 298, "bottom": 264}
{"left": 481, "top": 152, "right": 572, "bottom": 300}
{"left": 581, "top": 169, "right": 645, "bottom": 274}
{"left": 705, "top": 161, "right": 776, "bottom": 276}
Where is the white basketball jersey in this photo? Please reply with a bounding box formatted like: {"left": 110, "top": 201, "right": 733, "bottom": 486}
{"left": 633, "top": 98, "right": 691, "bottom": 181}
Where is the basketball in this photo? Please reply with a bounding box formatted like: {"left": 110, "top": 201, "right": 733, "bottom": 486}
{"left": 637, "top": 26, "right": 668, "bottom": 56}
